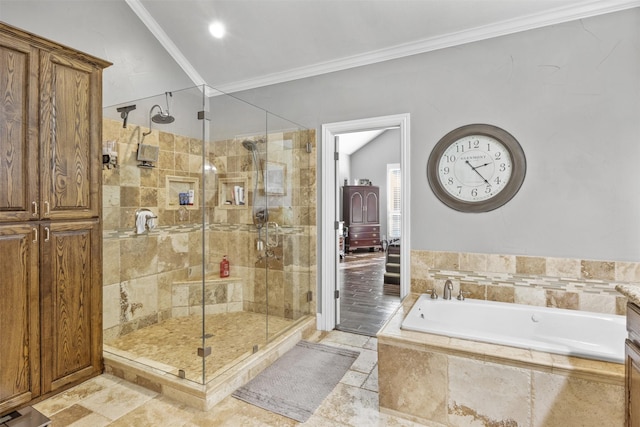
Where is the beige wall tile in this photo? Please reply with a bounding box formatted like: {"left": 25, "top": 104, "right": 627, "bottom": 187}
{"left": 581, "top": 260, "right": 615, "bottom": 281}
{"left": 579, "top": 292, "right": 617, "bottom": 314}
{"left": 545, "top": 290, "right": 579, "bottom": 310}
{"left": 616, "top": 261, "right": 640, "bottom": 282}
{"left": 514, "top": 286, "right": 546, "bottom": 307}
{"left": 516, "top": 256, "right": 546, "bottom": 275}
{"left": 120, "top": 236, "right": 159, "bottom": 281}
{"left": 103, "top": 283, "right": 121, "bottom": 330}
{"left": 546, "top": 257, "right": 581, "bottom": 278}
{"left": 532, "top": 371, "right": 624, "bottom": 427}
{"left": 433, "top": 252, "right": 459, "bottom": 270}
{"left": 460, "top": 252, "right": 487, "bottom": 272}
{"left": 487, "top": 285, "right": 515, "bottom": 303}
{"left": 486, "top": 254, "right": 516, "bottom": 273}
{"left": 460, "top": 282, "right": 486, "bottom": 300}
{"left": 448, "top": 356, "right": 531, "bottom": 426}
{"left": 378, "top": 343, "right": 448, "bottom": 423}
{"left": 103, "top": 239, "right": 121, "bottom": 286}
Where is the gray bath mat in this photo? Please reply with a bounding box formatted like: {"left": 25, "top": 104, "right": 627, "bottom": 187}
{"left": 232, "top": 340, "right": 359, "bottom": 422}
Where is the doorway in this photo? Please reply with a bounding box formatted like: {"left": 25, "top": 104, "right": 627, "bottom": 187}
{"left": 319, "top": 114, "right": 411, "bottom": 332}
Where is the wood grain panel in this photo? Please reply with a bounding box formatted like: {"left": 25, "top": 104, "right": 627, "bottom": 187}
{"left": 40, "top": 51, "right": 100, "bottom": 220}
{"left": 40, "top": 220, "right": 100, "bottom": 393}
{"left": 0, "top": 224, "right": 39, "bottom": 413}
{"left": 0, "top": 34, "right": 38, "bottom": 223}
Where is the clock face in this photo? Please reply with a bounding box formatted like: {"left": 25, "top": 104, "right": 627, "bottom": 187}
{"left": 437, "top": 134, "right": 512, "bottom": 202}
{"left": 427, "top": 124, "right": 526, "bottom": 212}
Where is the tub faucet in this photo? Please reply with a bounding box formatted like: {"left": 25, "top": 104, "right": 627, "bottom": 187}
{"left": 443, "top": 280, "right": 453, "bottom": 300}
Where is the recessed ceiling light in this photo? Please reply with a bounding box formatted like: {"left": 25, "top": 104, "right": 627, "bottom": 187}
{"left": 208, "top": 21, "right": 225, "bottom": 39}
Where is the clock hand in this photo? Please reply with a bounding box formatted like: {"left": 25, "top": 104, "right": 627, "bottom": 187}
{"left": 474, "top": 162, "right": 491, "bottom": 169}
{"left": 465, "top": 160, "right": 490, "bottom": 185}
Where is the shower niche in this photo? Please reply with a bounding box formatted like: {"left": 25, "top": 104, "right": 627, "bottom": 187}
{"left": 218, "top": 177, "right": 248, "bottom": 208}
{"left": 166, "top": 175, "right": 199, "bottom": 210}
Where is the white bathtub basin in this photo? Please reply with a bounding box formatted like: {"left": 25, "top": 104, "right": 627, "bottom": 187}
{"left": 401, "top": 294, "right": 627, "bottom": 363}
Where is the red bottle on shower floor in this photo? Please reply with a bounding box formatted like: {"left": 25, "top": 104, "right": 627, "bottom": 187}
{"left": 220, "top": 255, "right": 230, "bottom": 278}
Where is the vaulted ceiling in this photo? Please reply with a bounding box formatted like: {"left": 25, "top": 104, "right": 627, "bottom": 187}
{"left": 129, "top": 0, "right": 638, "bottom": 94}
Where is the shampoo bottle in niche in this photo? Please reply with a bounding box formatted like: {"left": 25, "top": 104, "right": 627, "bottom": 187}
{"left": 220, "top": 255, "right": 230, "bottom": 278}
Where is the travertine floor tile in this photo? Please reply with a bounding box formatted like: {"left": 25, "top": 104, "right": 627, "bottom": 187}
{"left": 79, "top": 378, "right": 158, "bottom": 421}
{"left": 34, "top": 331, "right": 427, "bottom": 427}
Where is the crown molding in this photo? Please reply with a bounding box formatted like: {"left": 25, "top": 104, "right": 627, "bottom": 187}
{"left": 127, "top": 0, "right": 640, "bottom": 96}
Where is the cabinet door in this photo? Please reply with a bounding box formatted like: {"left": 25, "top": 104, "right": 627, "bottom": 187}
{"left": 0, "top": 224, "right": 40, "bottom": 413}
{"left": 626, "top": 339, "right": 640, "bottom": 426}
{"left": 0, "top": 34, "right": 39, "bottom": 223}
{"left": 40, "top": 220, "right": 101, "bottom": 394}
{"left": 349, "top": 190, "right": 364, "bottom": 225}
{"left": 39, "top": 51, "right": 101, "bottom": 220}
{"left": 365, "top": 189, "right": 379, "bottom": 224}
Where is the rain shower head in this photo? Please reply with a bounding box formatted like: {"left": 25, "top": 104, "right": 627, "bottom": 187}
{"left": 149, "top": 91, "right": 174, "bottom": 124}
{"left": 151, "top": 108, "right": 175, "bottom": 124}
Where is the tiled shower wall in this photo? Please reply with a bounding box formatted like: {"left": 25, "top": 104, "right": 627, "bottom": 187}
{"left": 410, "top": 250, "right": 633, "bottom": 315}
{"left": 102, "top": 118, "right": 316, "bottom": 342}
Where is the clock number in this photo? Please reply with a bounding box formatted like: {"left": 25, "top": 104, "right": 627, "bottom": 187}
{"left": 443, "top": 167, "right": 450, "bottom": 174}
{"left": 447, "top": 177, "right": 454, "bottom": 185}
{"left": 495, "top": 152, "right": 502, "bottom": 160}
{"left": 499, "top": 163, "right": 506, "bottom": 172}
{"left": 494, "top": 176, "right": 501, "bottom": 185}
{"left": 445, "top": 154, "right": 456, "bottom": 163}
{"left": 468, "top": 139, "right": 480, "bottom": 149}
{"left": 471, "top": 188, "right": 478, "bottom": 197}
{"left": 456, "top": 186, "right": 462, "bottom": 195}
{"left": 485, "top": 185, "right": 492, "bottom": 194}
{"left": 456, "top": 145, "right": 464, "bottom": 153}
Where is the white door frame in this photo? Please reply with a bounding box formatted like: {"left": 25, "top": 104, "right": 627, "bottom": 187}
{"left": 318, "top": 113, "right": 411, "bottom": 331}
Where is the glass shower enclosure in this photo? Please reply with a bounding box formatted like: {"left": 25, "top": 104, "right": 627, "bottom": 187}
{"left": 101, "top": 85, "right": 314, "bottom": 385}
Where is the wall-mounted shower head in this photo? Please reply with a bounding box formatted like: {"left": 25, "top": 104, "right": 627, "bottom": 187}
{"left": 242, "top": 140, "right": 257, "bottom": 151}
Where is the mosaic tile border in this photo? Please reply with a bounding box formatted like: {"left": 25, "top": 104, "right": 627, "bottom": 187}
{"left": 430, "top": 269, "right": 621, "bottom": 297}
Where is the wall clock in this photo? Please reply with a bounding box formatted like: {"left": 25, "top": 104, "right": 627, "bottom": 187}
{"left": 427, "top": 124, "right": 526, "bottom": 213}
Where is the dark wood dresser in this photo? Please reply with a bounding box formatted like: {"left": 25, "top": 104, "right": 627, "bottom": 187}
{"left": 342, "top": 185, "right": 380, "bottom": 252}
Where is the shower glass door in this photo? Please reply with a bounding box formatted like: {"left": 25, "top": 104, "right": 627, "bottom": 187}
{"left": 101, "top": 85, "right": 208, "bottom": 384}
{"left": 102, "top": 84, "right": 313, "bottom": 387}
{"left": 263, "top": 113, "right": 313, "bottom": 341}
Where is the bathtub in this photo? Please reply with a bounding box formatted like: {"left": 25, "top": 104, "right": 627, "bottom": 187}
{"left": 401, "top": 293, "right": 627, "bottom": 363}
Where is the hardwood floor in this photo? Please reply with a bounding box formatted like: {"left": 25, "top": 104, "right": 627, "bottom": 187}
{"left": 336, "top": 250, "right": 401, "bottom": 336}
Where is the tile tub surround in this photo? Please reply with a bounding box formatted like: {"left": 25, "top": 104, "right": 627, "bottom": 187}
{"left": 377, "top": 294, "right": 625, "bottom": 426}
{"left": 411, "top": 250, "right": 635, "bottom": 316}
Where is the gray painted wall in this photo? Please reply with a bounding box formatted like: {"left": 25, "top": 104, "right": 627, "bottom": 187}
{"left": 230, "top": 9, "right": 640, "bottom": 262}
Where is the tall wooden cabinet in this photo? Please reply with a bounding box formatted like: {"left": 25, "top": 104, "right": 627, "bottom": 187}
{"left": 0, "top": 23, "right": 110, "bottom": 415}
{"left": 342, "top": 185, "right": 381, "bottom": 252}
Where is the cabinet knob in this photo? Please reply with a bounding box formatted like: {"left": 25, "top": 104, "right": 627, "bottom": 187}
{"left": 31, "top": 201, "right": 38, "bottom": 217}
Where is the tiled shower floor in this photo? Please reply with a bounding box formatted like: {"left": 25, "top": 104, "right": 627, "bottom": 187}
{"left": 104, "top": 311, "right": 294, "bottom": 382}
